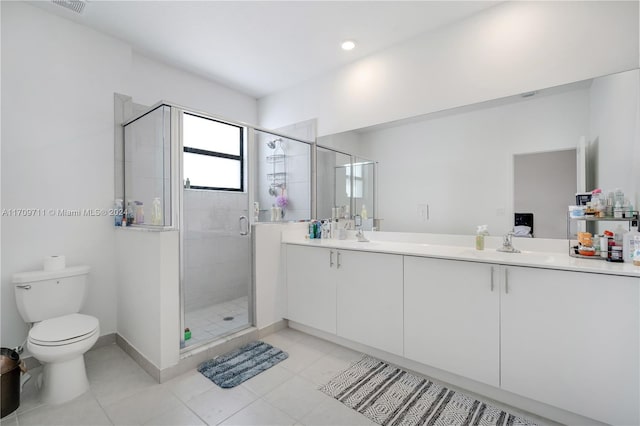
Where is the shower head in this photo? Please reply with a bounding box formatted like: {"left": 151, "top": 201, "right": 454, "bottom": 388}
{"left": 267, "top": 138, "right": 281, "bottom": 149}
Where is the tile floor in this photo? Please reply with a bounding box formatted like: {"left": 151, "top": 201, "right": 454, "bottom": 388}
{"left": 3, "top": 328, "right": 373, "bottom": 426}
{"left": 3, "top": 328, "right": 553, "bottom": 426}
{"left": 183, "top": 297, "right": 249, "bottom": 348}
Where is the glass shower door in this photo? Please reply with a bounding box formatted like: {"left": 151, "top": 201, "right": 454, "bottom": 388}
{"left": 180, "top": 111, "right": 252, "bottom": 349}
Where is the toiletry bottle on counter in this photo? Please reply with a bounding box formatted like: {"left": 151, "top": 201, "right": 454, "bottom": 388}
{"left": 135, "top": 201, "right": 144, "bottom": 224}
{"left": 600, "top": 235, "right": 609, "bottom": 258}
{"left": 609, "top": 246, "right": 624, "bottom": 262}
{"left": 114, "top": 199, "right": 123, "bottom": 226}
{"left": 126, "top": 200, "right": 135, "bottom": 225}
{"left": 475, "top": 225, "right": 488, "bottom": 251}
{"left": 633, "top": 236, "right": 640, "bottom": 266}
{"left": 623, "top": 226, "right": 640, "bottom": 262}
{"left": 614, "top": 224, "right": 627, "bottom": 247}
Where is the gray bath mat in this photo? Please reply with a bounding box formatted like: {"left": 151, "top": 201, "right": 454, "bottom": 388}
{"left": 197, "top": 341, "right": 288, "bottom": 388}
{"left": 320, "top": 355, "right": 538, "bottom": 426}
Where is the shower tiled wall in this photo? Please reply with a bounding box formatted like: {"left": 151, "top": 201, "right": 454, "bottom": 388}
{"left": 123, "top": 105, "right": 171, "bottom": 226}
{"left": 183, "top": 189, "right": 250, "bottom": 312}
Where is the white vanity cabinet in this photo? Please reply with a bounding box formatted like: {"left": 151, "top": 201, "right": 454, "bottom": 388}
{"left": 285, "top": 244, "right": 403, "bottom": 355}
{"left": 500, "top": 266, "right": 639, "bottom": 426}
{"left": 404, "top": 256, "right": 500, "bottom": 386}
{"left": 336, "top": 250, "right": 403, "bottom": 356}
{"left": 285, "top": 241, "right": 640, "bottom": 425}
{"left": 285, "top": 244, "right": 337, "bottom": 334}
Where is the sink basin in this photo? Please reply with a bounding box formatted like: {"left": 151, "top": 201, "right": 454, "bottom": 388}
{"left": 496, "top": 247, "right": 521, "bottom": 253}
{"left": 456, "top": 248, "right": 558, "bottom": 264}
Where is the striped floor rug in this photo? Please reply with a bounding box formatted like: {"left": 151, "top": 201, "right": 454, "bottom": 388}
{"left": 197, "top": 341, "right": 288, "bottom": 388}
{"left": 320, "top": 356, "right": 538, "bottom": 426}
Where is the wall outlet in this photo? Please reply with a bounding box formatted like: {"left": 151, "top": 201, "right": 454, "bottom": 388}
{"left": 418, "top": 204, "right": 429, "bottom": 222}
{"left": 496, "top": 207, "right": 506, "bottom": 216}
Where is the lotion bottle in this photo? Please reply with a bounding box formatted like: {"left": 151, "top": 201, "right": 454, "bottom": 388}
{"left": 623, "top": 225, "right": 640, "bottom": 262}
{"left": 361, "top": 205, "right": 368, "bottom": 220}
{"left": 475, "top": 225, "right": 488, "bottom": 251}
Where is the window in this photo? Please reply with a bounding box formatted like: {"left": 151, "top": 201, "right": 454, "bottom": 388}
{"left": 183, "top": 113, "right": 244, "bottom": 191}
{"left": 345, "top": 163, "right": 364, "bottom": 198}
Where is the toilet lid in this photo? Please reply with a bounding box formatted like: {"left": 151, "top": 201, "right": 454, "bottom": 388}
{"left": 29, "top": 314, "right": 99, "bottom": 344}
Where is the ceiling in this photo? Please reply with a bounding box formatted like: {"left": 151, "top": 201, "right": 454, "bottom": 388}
{"left": 33, "top": 1, "right": 500, "bottom": 98}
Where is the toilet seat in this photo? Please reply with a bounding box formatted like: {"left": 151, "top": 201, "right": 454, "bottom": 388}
{"left": 29, "top": 313, "right": 99, "bottom": 347}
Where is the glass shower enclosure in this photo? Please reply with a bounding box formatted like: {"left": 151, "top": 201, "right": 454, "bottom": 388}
{"left": 123, "top": 104, "right": 252, "bottom": 349}
{"left": 122, "top": 102, "right": 313, "bottom": 351}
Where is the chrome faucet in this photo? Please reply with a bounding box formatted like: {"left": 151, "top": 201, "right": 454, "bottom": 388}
{"left": 497, "top": 231, "right": 520, "bottom": 253}
{"left": 355, "top": 228, "right": 369, "bottom": 242}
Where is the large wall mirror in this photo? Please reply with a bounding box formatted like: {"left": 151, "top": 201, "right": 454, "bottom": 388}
{"left": 317, "top": 68, "right": 639, "bottom": 239}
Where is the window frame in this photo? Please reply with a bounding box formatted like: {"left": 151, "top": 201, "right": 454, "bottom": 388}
{"left": 182, "top": 112, "right": 244, "bottom": 192}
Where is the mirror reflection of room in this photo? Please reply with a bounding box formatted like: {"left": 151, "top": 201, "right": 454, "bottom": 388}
{"left": 317, "top": 69, "right": 639, "bottom": 238}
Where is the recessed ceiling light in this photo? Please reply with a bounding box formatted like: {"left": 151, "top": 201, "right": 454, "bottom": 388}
{"left": 341, "top": 40, "right": 356, "bottom": 51}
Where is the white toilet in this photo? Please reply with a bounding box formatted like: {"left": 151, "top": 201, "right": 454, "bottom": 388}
{"left": 13, "top": 265, "right": 100, "bottom": 405}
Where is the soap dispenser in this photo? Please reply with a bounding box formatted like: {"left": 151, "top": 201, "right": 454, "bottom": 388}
{"left": 476, "top": 225, "right": 488, "bottom": 251}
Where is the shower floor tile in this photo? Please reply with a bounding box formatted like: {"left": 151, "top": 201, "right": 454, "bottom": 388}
{"left": 184, "top": 296, "right": 249, "bottom": 348}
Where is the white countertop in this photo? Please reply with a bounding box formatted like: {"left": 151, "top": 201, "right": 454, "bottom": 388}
{"left": 284, "top": 238, "right": 640, "bottom": 278}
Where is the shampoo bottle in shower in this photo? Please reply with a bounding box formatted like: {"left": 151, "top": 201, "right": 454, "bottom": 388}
{"left": 151, "top": 197, "right": 163, "bottom": 225}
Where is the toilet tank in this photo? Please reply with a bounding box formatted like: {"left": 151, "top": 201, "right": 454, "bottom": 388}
{"left": 13, "top": 266, "right": 91, "bottom": 323}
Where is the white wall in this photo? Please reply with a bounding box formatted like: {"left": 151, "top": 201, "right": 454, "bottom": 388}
{"left": 1, "top": 2, "right": 257, "bottom": 349}
{"left": 317, "top": 131, "right": 361, "bottom": 155}
{"left": 126, "top": 54, "right": 256, "bottom": 124}
{"left": 589, "top": 69, "right": 640, "bottom": 208}
{"left": 356, "top": 86, "right": 590, "bottom": 235}
{"left": 253, "top": 222, "right": 308, "bottom": 329}
{"left": 116, "top": 229, "right": 179, "bottom": 369}
{"left": 258, "top": 1, "right": 639, "bottom": 137}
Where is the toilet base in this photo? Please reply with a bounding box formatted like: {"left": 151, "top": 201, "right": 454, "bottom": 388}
{"left": 38, "top": 355, "right": 90, "bottom": 405}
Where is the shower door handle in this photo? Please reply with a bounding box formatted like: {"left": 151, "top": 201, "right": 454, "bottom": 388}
{"left": 239, "top": 216, "right": 249, "bottom": 236}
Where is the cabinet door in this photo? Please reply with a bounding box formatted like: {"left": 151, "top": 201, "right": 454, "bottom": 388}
{"left": 336, "top": 250, "right": 403, "bottom": 355}
{"left": 404, "top": 256, "right": 500, "bottom": 387}
{"left": 285, "top": 245, "right": 336, "bottom": 334}
{"left": 501, "top": 267, "right": 639, "bottom": 425}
